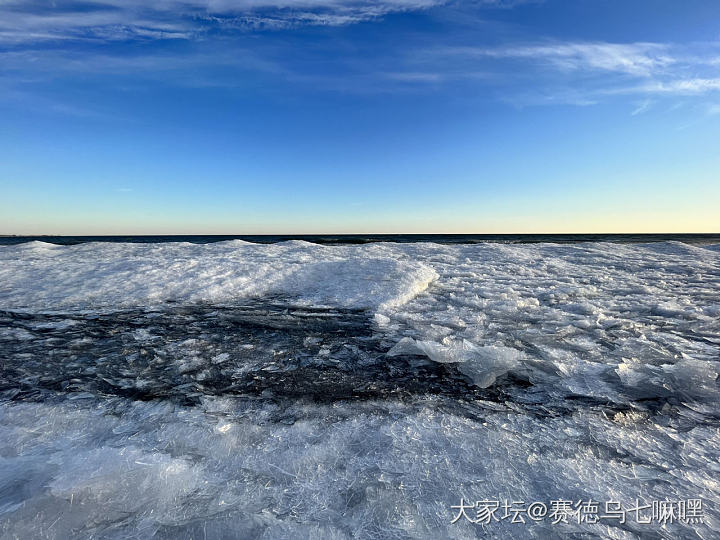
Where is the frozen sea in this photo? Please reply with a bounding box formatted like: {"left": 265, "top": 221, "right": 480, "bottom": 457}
{"left": 1, "top": 235, "right": 719, "bottom": 539}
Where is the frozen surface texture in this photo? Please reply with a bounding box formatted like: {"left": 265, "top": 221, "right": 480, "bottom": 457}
{"left": 0, "top": 241, "right": 437, "bottom": 311}
{"left": 1, "top": 240, "right": 719, "bottom": 539}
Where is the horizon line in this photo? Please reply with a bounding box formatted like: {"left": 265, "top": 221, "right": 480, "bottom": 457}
{"left": 3, "top": 232, "right": 719, "bottom": 237}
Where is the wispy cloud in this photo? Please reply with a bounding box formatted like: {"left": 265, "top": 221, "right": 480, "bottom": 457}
{"left": 467, "top": 42, "right": 675, "bottom": 77}
{"left": 633, "top": 77, "right": 720, "bottom": 94}
{"left": 0, "top": 0, "right": 448, "bottom": 43}
{"left": 422, "top": 40, "right": 720, "bottom": 104}
{"left": 631, "top": 99, "right": 653, "bottom": 116}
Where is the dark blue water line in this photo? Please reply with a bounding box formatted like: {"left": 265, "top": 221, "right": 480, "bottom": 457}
{"left": 1, "top": 233, "right": 719, "bottom": 246}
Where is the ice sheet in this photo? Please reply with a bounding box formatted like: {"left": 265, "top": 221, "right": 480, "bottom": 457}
{"left": 1, "top": 240, "right": 719, "bottom": 538}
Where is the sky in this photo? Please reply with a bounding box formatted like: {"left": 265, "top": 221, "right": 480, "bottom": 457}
{"left": 1, "top": 0, "right": 719, "bottom": 234}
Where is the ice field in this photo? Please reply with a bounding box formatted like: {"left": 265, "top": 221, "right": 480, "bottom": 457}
{"left": 1, "top": 239, "right": 719, "bottom": 538}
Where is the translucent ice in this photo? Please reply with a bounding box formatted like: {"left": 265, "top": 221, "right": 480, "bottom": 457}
{"left": 387, "top": 337, "right": 522, "bottom": 387}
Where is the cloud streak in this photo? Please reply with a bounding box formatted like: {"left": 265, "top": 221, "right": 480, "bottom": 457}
{"left": 0, "top": 0, "right": 448, "bottom": 43}
{"left": 455, "top": 42, "right": 676, "bottom": 77}
{"left": 422, "top": 40, "right": 720, "bottom": 104}
{"left": 436, "top": 40, "right": 714, "bottom": 79}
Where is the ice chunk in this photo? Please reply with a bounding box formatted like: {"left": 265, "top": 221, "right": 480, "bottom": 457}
{"left": 272, "top": 258, "right": 438, "bottom": 310}
{"left": 616, "top": 357, "right": 719, "bottom": 399}
{"left": 388, "top": 338, "right": 522, "bottom": 387}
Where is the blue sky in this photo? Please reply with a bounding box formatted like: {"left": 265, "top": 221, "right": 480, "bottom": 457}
{"left": 1, "top": 0, "right": 719, "bottom": 234}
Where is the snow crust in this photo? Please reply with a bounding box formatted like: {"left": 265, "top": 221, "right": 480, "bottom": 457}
{"left": 0, "top": 240, "right": 437, "bottom": 311}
